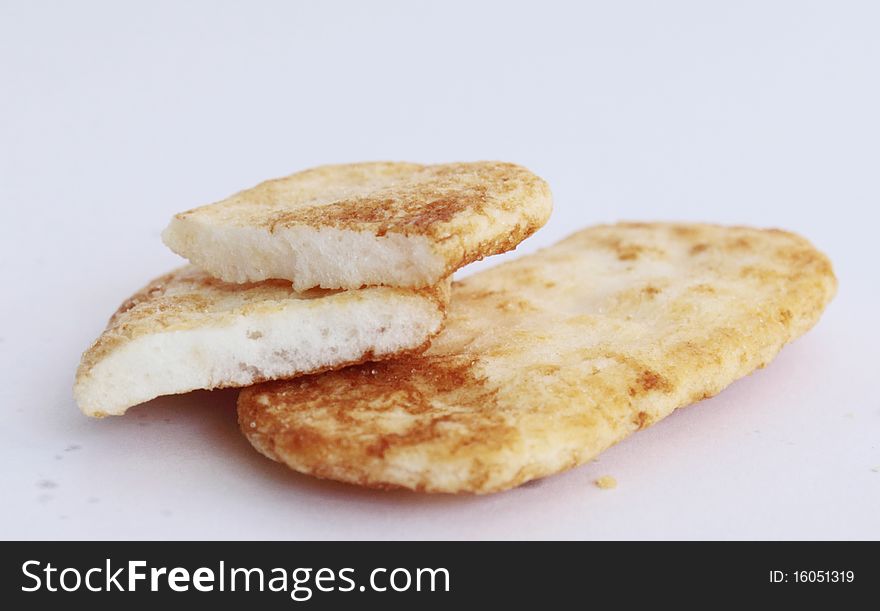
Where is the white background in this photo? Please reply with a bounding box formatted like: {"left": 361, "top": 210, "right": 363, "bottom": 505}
{"left": 1, "top": 1, "right": 877, "bottom": 540}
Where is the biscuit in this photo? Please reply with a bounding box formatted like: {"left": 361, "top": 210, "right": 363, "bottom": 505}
{"left": 162, "top": 161, "right": 552, "bottom": 290}
{"left": 239, "top": 223, "right": 836, "bottom": 493}
{"left": 75, "top": 266, "right": 449, "bottom": 417}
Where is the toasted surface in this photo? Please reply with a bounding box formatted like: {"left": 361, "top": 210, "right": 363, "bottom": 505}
{"left": 239, "top": 223, "right": 837, "bottom": 494}
{"left": 75, "top": 266, "right": 449, "bottom": 417}
{"left": 162, "top": 161, "right": 552, "bottom": 290}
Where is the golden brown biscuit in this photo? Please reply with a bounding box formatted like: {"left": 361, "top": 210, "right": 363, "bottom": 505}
{"left": 163, "top": 161, "right": 552, "bottom": 290}
{"left": 75, "top": 266, "right": 449, "bottom": 417}
{"left": 239, "top": 223, "right": 836, "bottom": 493}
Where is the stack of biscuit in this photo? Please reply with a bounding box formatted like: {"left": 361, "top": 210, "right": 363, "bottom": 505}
{"left": 75, "top": 162, "right": 836, "bottom": 493}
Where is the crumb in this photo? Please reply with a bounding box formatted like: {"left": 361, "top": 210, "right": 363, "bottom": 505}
{"left": 595, "top": 475, "right": 617, "bottom": 490}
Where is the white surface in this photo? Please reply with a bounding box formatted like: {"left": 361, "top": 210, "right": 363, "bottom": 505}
{"left": 1, "top": 1, "right": 877, "bottom": 540}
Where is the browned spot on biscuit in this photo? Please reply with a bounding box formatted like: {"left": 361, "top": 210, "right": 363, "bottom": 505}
{"left": 739, "top": 266, "right": 787, "bottom": 282}
{"left": 532, "top": 364, "right": 561, "bottom": 376}
{"left": 691, "top": 283, "right": 716, "bottom": 294}
{"left": 596, "top": 235, "right": 667, "bottom": 262}
{"left": 778, "top": 308, "right": 793, "bottom": 326}
{"left": 671, "top": 226, "right": 700, "bottom": 238}
{"left": 269, "top": 426, "right": 326, "bottom": 458}
{"left": 690, "top": 243, "right": 709, "bottom": 255}
{"left": 776, "top": 247, "right": 832, "bottom": 274}
{"left": 635, "top": 411, "right": 651, "bottom": 429}
{"left": 618, "top": 245, "right": 642, "bottom": 261}
{"left": 728, "top": 236, "right": 754, "bottom": 250}
{"left": 495, "top": 298, "right": 535, "bottom": 312}
{"left": 629, "top": 369, "right": 672, "bottom": 396}
{"left": 465, "top": 288, "right": 499, "bottom": 301}
{"left": 642, "top": 285, "right": 661, "bottom": 297}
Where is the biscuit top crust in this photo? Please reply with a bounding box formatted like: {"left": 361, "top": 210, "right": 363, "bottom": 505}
{"left": 175, "top": 161, "right": 550, "bottom": 238}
